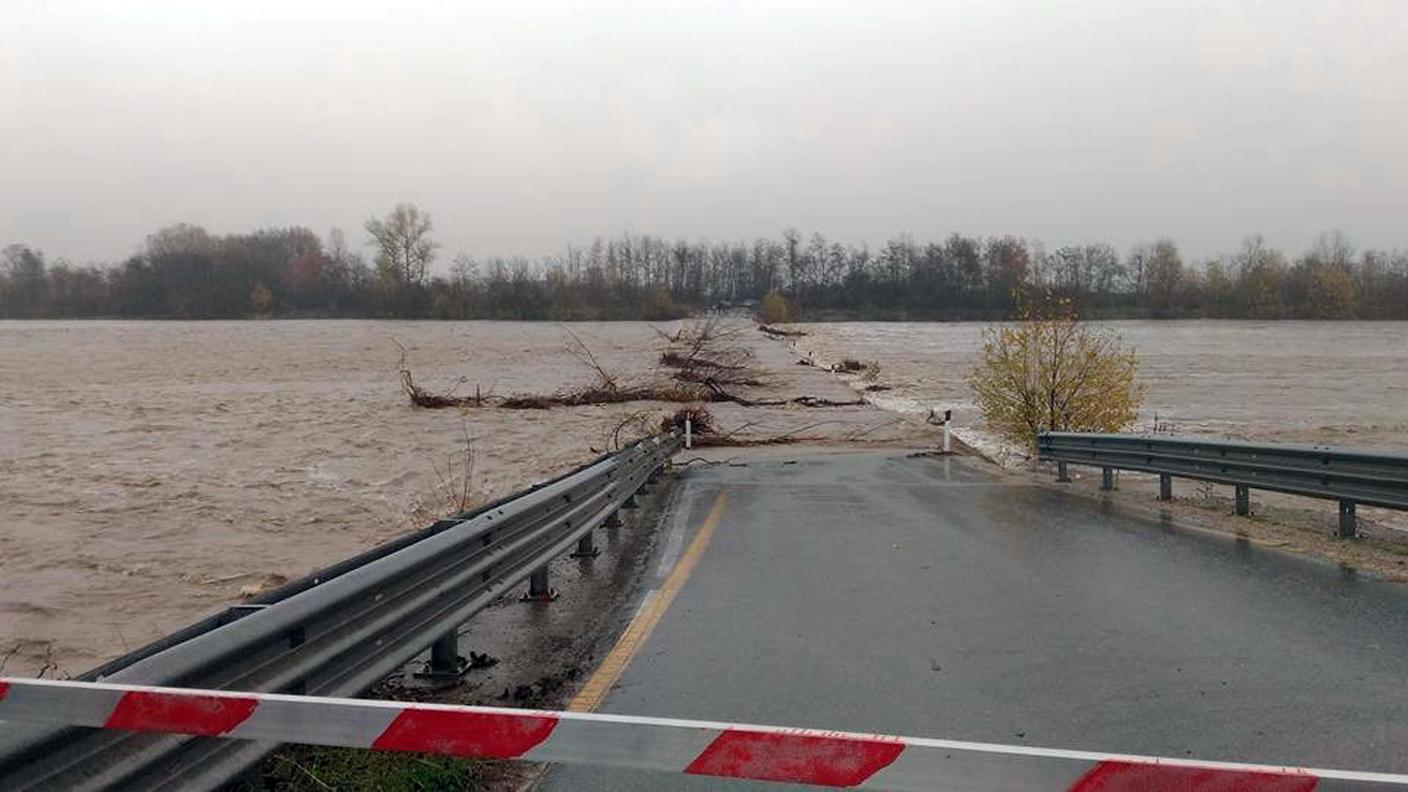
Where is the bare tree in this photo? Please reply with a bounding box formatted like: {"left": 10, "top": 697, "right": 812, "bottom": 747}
{"left": 365, "top": 203, "right": 437, "bottom": 297}
{"left": 1143, "top": 239, "right": 1184, "bottom": 316}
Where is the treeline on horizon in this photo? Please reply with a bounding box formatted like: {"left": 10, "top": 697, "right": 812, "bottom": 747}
{"left": 2, "top": 208, "right": 1406, "bottom": 321}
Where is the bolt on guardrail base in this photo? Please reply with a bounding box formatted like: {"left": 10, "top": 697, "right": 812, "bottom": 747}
{"left": 410, "top": 631, "right": 467, "bottom": 686}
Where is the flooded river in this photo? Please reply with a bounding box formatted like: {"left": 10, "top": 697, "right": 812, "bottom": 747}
{"left": 1, "top": 319, "right": 1403, "bottom": 676}
{"left": 794, "top": 320, "right": 1408, "bottom": 454}
{"left": 0, "top": 319, "right": 892, "bottom": 676}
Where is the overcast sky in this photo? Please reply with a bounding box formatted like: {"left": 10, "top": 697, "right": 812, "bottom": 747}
{"left": 3, "top": 0, "right": 1405, "bottom": 267}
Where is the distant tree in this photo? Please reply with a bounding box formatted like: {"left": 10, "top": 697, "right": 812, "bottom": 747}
{"left": 1047, "top": 246, "right": 1087, "bottom": 295}
{"left": 944, "top": 234, "right": 983, "bottom": 298}
{"left": 249, "top": 282, "right": 275, "bottom": 314}
{"left": 144, "top": 223, "right": 216, "bottom": 258}
{"left": 1202, "top": 258, "right": 1233, "bottom": 312}
{"left": 1083, "top": 243, "right": 1123, "bottom": 298}
{"left": 1300, "top": 231, "right": 1357, "bottom": 318}
{"left": 782, "top": 228, "right": 804, "bottom": 293}
{"left": 1125, "top": 243, "right": 1149, "bottom": 296}
{"left": 983, "top": 236, "right": 1031, "bottom": 310}
{"left": 1234, "top": 235, "right": 1288, "bottom": 318}
{"left": 639, "top": 286, "right": 684, "bottom": 320}
{"left": 1143, "top": 239, "right": 1184, "bottom": 316}
{"left": 967, "top": 298, "right": 1144, "bottom": 446}
{"left": 2, "top": 244, "right": 48, "bottom": 316}
{"left": 285, "top": 250, "right": 330, "bottom": 310}
{"left": 365, "top": 203, "right": 437, "bottom": 313}
{"left": 1308, "top": 264, "right": 1356, "bottom": 318}
{"left": 1355, "top": 249, "right": 1408, "bottom": 319}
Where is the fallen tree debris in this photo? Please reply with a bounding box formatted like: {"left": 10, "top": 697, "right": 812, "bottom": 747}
{"left": 657, "top": 317, "right": 763, "bottom": 387}
{"left": 398, "top": 341, "right": 482, "bottom": 408}
{"left": 661, "top": 405, "right": 715, "bottom": 435}
{"left": 398, "top": 324, "right": 870, "bottom": 411}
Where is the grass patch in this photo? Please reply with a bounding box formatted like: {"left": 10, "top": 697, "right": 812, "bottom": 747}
{"left": 254, "top": 746, "right": 487, "bottom": 791}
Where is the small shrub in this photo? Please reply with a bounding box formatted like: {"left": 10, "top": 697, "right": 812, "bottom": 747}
{"left": 662, "top": 405, "right": 715, "bottom": 435}
{"left": 966, "top": 298, "right": 1144, "bottom": 447}
{"left": 759, "top": 290, "right": 793, "bottom": 324}
{"left": 639, "top": 286, "right": 686, "bottom": 320}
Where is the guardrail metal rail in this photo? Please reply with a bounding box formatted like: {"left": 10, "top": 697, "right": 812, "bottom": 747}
{"left": 0, "top": 431, "right": 681, "bottom": 791}
{"left": 1038, "top": 432, "right": 1408, "bottom": 538}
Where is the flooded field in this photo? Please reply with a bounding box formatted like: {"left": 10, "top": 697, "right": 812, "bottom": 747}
{"left": 0, "top": 319, "right": 908, "bottom": 676}
{"left": 2, "top": 319, "right": 1403, "bottom": 677}
{"left": 793, "top": 320, "right": 1408, "bottom": 457}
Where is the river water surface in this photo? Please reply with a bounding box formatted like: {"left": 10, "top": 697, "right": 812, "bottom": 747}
{"left": 794, "top": 320, "right": 1408, "bottom": 454}
{"left": 0, "top": 319, "right": 894, "bottom": 676}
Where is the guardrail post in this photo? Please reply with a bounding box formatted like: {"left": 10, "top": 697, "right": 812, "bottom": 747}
{"left": 1056, "top": 461, "right": 1069, "bottom": 482}
{"left": 521, "top": 565, "right": 558, "bottom": 602}
{"left": 623, "top": 492, "right": 639, "bottom": 509}
{"left": 571, "top": 531, "right": 601, "bottom": 558}
{"left": 1101, "top": 467, "right": 1114, "bottom": 491}
{"left": 1338, "top": 499, "right": 1357, "bottom": 539}
{"left": 1159, "top": 473, "right": 1172, "bottom": 501}
{"left": 604, "top": 509, "right": 623, "bottom": 528}
{"left": 1235, "top": 485, "right": 1250, "bottom": 516}
{"left": 428, "top": 631, "right": 461, "bottom": 678}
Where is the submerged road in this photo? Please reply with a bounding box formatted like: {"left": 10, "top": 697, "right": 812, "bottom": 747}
{"left": 540, "top": 450, "right": 1408, "bottom": 790}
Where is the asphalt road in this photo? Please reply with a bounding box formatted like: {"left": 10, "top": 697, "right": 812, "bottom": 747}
{"left": 540, "top": 450, "right": 1408, "bottom": 790}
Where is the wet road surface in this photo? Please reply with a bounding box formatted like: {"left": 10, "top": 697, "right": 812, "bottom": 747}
{"left": 540, "top": 451, "right": 1408, "bottom": 790}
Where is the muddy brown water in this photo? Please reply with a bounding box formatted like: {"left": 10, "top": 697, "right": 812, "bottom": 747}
{"left": 0, "top": 319, "right": 913, "bottom": 677}
{"left": 793, "top": 320, "right": 1408, "bottom": 454}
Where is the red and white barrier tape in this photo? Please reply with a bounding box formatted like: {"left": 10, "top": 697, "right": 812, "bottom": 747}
{"left": 2, "top": 678, "right": 1405, "bottom": 790}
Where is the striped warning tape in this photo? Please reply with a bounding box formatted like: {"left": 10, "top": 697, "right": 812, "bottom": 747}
{"left": 2, "top": 678, "right": 1405, "bottom": 790}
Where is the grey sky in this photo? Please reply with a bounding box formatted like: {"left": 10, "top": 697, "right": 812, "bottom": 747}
{"left": 3, "top": 0, "right": 1406, "bottom": 268}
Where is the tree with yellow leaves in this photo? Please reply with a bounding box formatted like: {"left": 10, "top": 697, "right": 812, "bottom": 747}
{"left": 759, "top": 290, "right": 793, "bottom": 324}
{"left": 967, "top": 298, "right": 1144, "bottom": 447}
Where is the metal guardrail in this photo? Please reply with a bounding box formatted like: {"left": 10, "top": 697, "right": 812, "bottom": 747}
{"left": 0, "top": 431, "right": 681, "bottom": 791}
{"left": 1037, "top": 432, "right": 1408, "bottom": 538}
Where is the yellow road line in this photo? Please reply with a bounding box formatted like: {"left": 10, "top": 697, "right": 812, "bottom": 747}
{"left": 568, "top": 490, "right": 729, "bottom": 713}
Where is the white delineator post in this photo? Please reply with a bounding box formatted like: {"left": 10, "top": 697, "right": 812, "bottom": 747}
{"left": 942, "top": 409, "right": 952, "bottom": 454}
{"left": 685, "top": 417, "right": 692, "bottom": 449}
